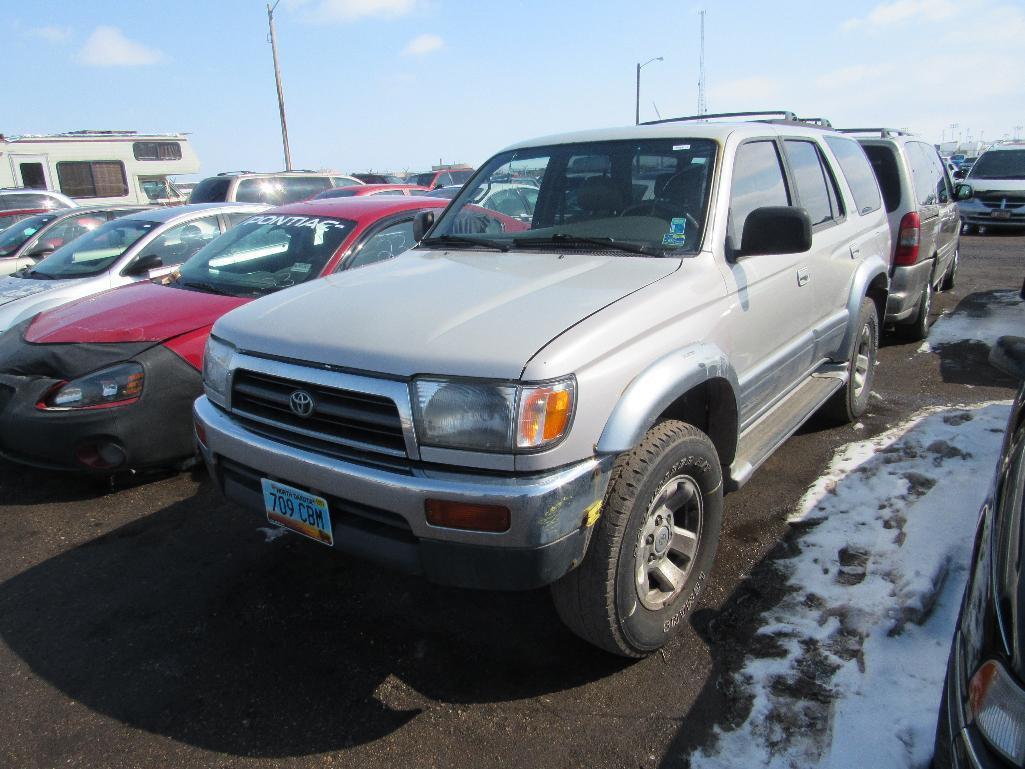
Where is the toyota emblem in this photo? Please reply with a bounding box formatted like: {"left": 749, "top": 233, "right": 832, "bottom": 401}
{"left": 289, "top": 390, "right": 315, "bottom": 418}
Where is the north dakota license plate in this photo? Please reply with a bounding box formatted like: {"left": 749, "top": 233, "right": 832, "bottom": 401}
{"left": 261, "top": 478, "right": 333, "bottom": 546}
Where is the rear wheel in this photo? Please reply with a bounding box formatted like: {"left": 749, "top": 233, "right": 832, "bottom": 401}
{"left": 551, "top": 420, "right": 723, "bottom": 657}
{"left": 961, "top": 222, "right": 976, "bottom": 235}
{"left": 822, "top": 297, "right": 879, "bottom": 424}
{"left": 897, "top": 278, "right": 932, "bottom": 341}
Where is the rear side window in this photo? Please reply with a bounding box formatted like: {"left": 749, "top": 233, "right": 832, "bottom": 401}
{"left": 905, "top": 142, "right": 945, "bottom": 206}
{"left": 824, "top": 137, "right": 882, "bottom": 215}
{"left": 189, "top": 177, "right": 231, "bottom": 203}
{"left": 729, "top": 141, "right": 790, "bottom": 244}
{"left": 861, "top": 144, "right": 902, "bottom": 213}
{"left": 783, "top": 140, "right": 841, "bottom": 226}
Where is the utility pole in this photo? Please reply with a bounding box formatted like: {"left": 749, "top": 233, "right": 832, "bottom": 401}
{"left": 635, "top": 56, "right": 663, "bottom": 125}
{"left": 267, "top": 1, "right": 292, "bottom": 171}
{"left": 697, "top": 9, "right": 707, "bottom": 115}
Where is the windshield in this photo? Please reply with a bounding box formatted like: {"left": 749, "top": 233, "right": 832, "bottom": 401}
{"left": 427, "top": 138, "right": 717, "bottom": 254}
{"left": 29, "top": 219, "right": 157, "bottom": 278}
{"left": 969, "top": 149, "right": 1025, "bottom": 180}
{"left": 175, "top": 213, "right": 355, "bottom": 297}
{"left": 0, "top": 213, "right": 59, "bottom": 257}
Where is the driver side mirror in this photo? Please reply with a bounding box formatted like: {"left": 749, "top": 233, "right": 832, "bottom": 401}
{"left": 737, "top": 206, "right": 812, "bottom": 257}
{"left": 954, "top": 183, "right": 973, "bottom": 201}
{"left": 26, "top": 246, "right": 54, "bottom": 260}
{"left": 123, "top": 253, "right": 164, "bottom": 277}
{"left": 413, "top": 210, "right": 436, "bottom": 242}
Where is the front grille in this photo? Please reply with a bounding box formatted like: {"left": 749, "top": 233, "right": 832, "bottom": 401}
{"left": 230, "top": 369, "right": 406, "bottom": 456}
{"left": 977, "top": 192, "right": 1025, "bottom": 209}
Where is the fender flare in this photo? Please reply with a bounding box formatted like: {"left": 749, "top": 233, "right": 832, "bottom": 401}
{"left": 839, "top": 255, "right": 889, "bottom": 355}
{"left": 595, "top": 342, "right": 740, "bottom": 455}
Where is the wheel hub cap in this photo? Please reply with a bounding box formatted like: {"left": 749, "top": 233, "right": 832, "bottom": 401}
{"left": 635, "top": 474, "right": 703, "bottom": 610}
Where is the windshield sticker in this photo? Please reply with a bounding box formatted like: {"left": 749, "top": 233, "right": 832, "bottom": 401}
{"left": 291, "top": 262, "right": 312, "bottom": 273}
{"left": 669, "top": 218, "right": 687, "bottom": 236}
{"left": 661, "top": 232, "right": 687, "bottom": 248}
{"left": 242, "top": 215, "right": 348, "bottom": 231}
{"left": 673, "top": 144, "right": 691, "bottom": 151}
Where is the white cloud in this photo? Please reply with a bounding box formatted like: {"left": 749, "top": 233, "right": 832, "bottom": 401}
{"left": 844, "top": 0, "right": 960, "bottom": 30}
{"left": 76, "top": 26, "right": 164, "bottom": 67}
{"left": 27, "top": 26, "right": 72, "bottom": 44}
{"left": 814, "top": 63, "right": 892, "bottom": 90}
{"left": 708, "top": 76, "right": 781, "bottom": 109}
{"left": 301, "top": 0, "right": 417, "bottom": 22}
{"left": 401, "top": 33, "right": 443, "bottom": 56}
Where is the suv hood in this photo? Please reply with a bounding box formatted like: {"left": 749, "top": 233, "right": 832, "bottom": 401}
{"left": 214, "top": 249, "right": 680, "bottom": 379}
{"left": 26, "top": 281, "right": 248, "bottom": 344}
{"left": 965, "top": 177, "right": 1025, "bottom": 193}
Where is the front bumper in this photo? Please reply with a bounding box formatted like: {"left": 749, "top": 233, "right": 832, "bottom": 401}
{"left": 0, "top": 345, "right": 202, "bottom": 472}
{"left": 959, "top": 202, "right": 1025, "bottom": 228}
{"left": 885, "top": 259, "right": 933, "bottom": 323}
{"left": 194, "top": 395, "right": 615, "bottom": 591}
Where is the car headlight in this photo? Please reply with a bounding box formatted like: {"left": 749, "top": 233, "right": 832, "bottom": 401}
{"left": 43, "top": 363, "right": 144, "bottom": 410}
{"left": 203, "top": 336, "right": 235, "bottom": 406}
{"left": 412, "top": 377, "right": 575, "bottom": 453}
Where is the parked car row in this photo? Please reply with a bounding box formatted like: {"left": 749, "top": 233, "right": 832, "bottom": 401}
{"left": 0, "top": 116, "right": 1020, "bottom": 768}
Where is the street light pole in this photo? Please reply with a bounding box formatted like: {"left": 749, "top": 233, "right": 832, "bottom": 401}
{"left": 635, "top": 56, "right": 663, "bottom": 125}
{"left": 267, "top": 0, "right": 292, "bottom": 171}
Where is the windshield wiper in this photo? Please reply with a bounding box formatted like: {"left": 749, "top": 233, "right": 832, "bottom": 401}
{"left": 178, "top": 279, "right": 235, "bottom": 296}
{"left": 420, "top": 234, "right": 511, "bottom": 252}
{"left": 514, "top": 233, "right": 662, "bottom": 256}
{"left": 21, "top": 269, "right": 55, "bottom": 280}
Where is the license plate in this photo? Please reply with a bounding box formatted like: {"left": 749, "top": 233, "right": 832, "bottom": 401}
{"left": 991, "top": 209, "right": 1012, "bottom": 220}
{"left": 261, "top": 478, "right": 333, "bottom": 546}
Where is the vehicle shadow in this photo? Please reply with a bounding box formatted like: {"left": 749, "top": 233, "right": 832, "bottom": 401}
{"left": 0, "top": 482, "right": 627, "bottom": 758}
{"left": 931, "top": 290, "right": 1022, "bottom": 387}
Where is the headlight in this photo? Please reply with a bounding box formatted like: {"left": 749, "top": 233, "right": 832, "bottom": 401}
{"left": 203, "top": 336, "right": 235, "bottom": 406}
{"left": 969, "top": 659, "right": 1025, "bottom": 764}
{"left": 412, "top": 377, "right": 575, "bottom": 453}
{"left": 43, "top": 363, "right": 144, "bottom": 409}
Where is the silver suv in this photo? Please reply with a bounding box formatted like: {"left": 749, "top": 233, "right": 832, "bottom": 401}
{"left": 194, "top": 111, "right": 891, "bottom": 656}
{"left": 955, "top": 142, "right": 1025, "bottom": 232}
{"left": 843, "top": 129, "right": 960, "bottom": 340}
{"left": 188, "top": 171, "right": 363, "bottom": 205}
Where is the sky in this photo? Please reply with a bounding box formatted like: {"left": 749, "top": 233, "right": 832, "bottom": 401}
{"left": 4, "top": 0, "right": 1025, "bottom": 179}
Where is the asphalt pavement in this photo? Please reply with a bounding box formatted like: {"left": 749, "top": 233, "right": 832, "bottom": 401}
{"left": 1, "top": 232, "right": 1021, "bottom": 769}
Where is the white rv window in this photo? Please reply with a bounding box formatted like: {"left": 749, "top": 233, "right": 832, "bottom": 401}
{"left": 133, "top": 141, "right": 183, "bottom": 161}
{"left": 56, "top": 161, "right": 129, "bottom": 198}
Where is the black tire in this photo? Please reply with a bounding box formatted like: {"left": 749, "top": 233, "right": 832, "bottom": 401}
{"left": 822, "top": 297, "right": 879, "bottom": 424}
{"left": 550, "top": 420, "right": 723, "bottom": 657}
{"left": 941, "top": 248, "right": 958, "bottom": 291}
{"left": 896, "top": 278, "right": 932, "bottom": 341}
{"left": 961, "top": 222, "right": 976, "bottom": 235}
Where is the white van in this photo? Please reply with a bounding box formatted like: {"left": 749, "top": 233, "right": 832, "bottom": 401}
{"left": 0, "top": 130, "right": 200, "bottom": 206}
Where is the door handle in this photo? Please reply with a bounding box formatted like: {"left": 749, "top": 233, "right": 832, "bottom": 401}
{"left": 849, "top": 244, "right": 861, "bottom": 260}
{"left": 797, "top": 267, "right": 810, "bottom": 287}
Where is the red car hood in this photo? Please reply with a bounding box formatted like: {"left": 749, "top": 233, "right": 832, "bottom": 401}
{"left": 26, "top": 281, "right": 250, "bottom": 345}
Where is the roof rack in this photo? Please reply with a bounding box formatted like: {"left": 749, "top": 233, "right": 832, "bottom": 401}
{"left": 216, "top": 171, "right": 254, "bottom": 176}
{"left": 837, "top": 128, "right": 914, "bottom": 138}
{"left": 641, "top": 110, "right": 798, "bottom": 126}
{"left": 797, "top": 117, "right": 834, "bottom": 128}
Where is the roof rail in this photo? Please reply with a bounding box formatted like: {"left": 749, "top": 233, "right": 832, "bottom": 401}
{"left": 216, "top": 170, "right": 254, "bottom": 176}
{"left": 837, "top": 128, "right": 913, "bottom": 137}
{"left": 640, "top": 110, "right": 798, "bottom": 126}
{"left": 797, "top": 117, "right": 834, "bottom": 128}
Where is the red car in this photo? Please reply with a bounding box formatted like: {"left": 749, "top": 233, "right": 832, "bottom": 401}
{"left": 0, "top": 196, "right": 451, "bottom": 473}
{"left": 411, "top": 167, "right": 475, "bottom": 190}
{"left": 313, "top": 184, "right": 430, "bottom": 199}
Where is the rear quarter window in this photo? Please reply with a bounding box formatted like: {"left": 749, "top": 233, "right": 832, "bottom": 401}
{"left": 189, "top": 177, "right": 231, "bottom": 203}
{"left": 825, "top": 137, "right": 882, "bottom": 215}
{"left": 861, "top": 144, "right": 902, "bottom": 213}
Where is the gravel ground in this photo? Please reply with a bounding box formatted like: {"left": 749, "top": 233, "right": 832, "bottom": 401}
{"left": 0, "top": 231, "right": 1021, "bottom": 769}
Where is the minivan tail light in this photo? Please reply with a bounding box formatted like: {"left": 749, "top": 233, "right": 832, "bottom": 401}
{"left": 893, "top": 211, "right": 921, "bottom": 266}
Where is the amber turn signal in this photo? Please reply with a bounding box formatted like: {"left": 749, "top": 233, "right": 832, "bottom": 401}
{"left": 425, "top": 499, "right": 511, "bottom": 532}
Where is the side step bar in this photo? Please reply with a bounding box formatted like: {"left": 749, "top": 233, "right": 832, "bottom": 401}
{"left": 728, "top": 371, "right": 845, "bottom": 490}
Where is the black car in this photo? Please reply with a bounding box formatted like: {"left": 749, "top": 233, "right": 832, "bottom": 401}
{"left": 934, "top": 370, "right": 1025, "bottom": 767}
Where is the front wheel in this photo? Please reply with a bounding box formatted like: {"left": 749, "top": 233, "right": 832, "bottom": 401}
{"left": 822, "top": 297, "right": 879, "bottom": 424}
{"left": 550, "top": 420, "right": 723, "bottom": 657}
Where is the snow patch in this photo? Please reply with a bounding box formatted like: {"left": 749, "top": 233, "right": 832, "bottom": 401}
{"left": 918, "top": 289, "right": 1023, "bottom": 352}
{"left": 690, "top": 401, "right": 1011, "bottom": 769}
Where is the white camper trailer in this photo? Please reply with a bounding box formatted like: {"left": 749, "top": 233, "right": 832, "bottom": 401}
{"left": 0, "top": 130, "right": 200, "bottom": 206}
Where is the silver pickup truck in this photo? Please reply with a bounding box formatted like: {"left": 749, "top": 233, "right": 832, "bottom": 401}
{"left": 194, "top": 112, "right": 891, "bottom": 657}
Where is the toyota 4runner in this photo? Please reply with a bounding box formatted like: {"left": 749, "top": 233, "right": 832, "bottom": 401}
{"left": 194, "top": 111, "right": 891, "bottom": 657}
